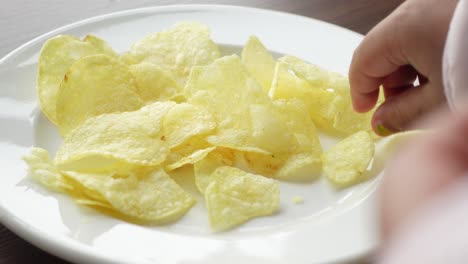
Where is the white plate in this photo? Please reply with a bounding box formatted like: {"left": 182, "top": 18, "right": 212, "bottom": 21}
{"left": 0, "top": 5, "right": 379, "bottom": 264}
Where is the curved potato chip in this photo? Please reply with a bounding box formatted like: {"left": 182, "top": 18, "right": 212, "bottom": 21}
{"left": 128, "top": 22, "right": 220, "bottom": 84}
{"left": 162, "top": 103, "right": 216, "bottom": 149}
{"left": 269, "top": 58, "right": 337, "bottom": 132}
{"left": 55, "top": 102, "right": 175, "bottom": 172}
{"left": 194, "top": 148, "right": 236, "bottom": 194}
{"left": 63, "top": 169, "right": 195, "bottom": 224}
{"left": 56, "top": 54, "right": 143, "bottom": 136}
{"left": 130, "top": 62, "right": 183, "bottom": 103}
{"left": 330, "top": 94, "right": 373, "bottom": 135}
{"left": 186, "top": 55, "right": 292, "bottom": 154}
{"left": 270, "top": 56, "right": 379, "bottom": 136}
{"left": 166, "top": 146, "right": 216, "bottom": 172}
{"left": 322, "top": 131, "right": 374, "bottom": 188}
{"left": 37, "top": 35, "right": 117, "bottom": 124}
{"left": 22, "top": 147, "right": 72, "bottom": 192}
{"left": 277, "top": 56, "right": 330, "bottom": 88}
{"left": 241, "top": 36, "right": 276, "bottom": 92}
{"left": 205, "top": 166, "right": 280, "bottom": 231}
{"left": 239, "top": 99, "right": 322, "bottom": 181}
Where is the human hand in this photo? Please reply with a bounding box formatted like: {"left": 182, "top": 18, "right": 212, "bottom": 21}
{"left": 349, "top": 0, "right": 458, "bottom": 136}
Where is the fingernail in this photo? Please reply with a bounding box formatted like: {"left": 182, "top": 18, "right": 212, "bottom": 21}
{"left": 375, "top": 123, "right": 394, "bottom": 137}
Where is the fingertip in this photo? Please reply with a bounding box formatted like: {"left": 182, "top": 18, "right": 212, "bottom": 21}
{"left": 349, "top": 68, "right": 382, "bottom": 112}
{"left": 351, "top": 90, "right": 379, "bottom": 113}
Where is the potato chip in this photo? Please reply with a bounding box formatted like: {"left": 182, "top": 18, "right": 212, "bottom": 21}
{"left": 37, "top": 35, "right": 117, "bottom": 124}
{"left": 56, "top": 54, "right": 143, "bottom": 136}
{"left": 276, "top": 56, "right": 330, "bottom": 88}
{"left": 166, "top": 146, "right": 216, "bottom": 171}
{"left": 185, "top": 55, "right": 293, "bottom": 154}
{"left": 63, "top": 169, "right": 195, "bottom": 224}
{"left": 269, "top": 58, "right": 336, "bottom": 131}
{"left": 129, "top": 62, "right": 183, "bottom": 103}
{"left": 239, "top": 99, "right": 322, "bottom": 181}
{"left": 241, "top": 36, "right": 276, "bottom": 92}
{"left": 164, "top": 137, "right": 212, "bottom": 167}
{"left": 74, "top": 198, "right": 112, "bottom": 209}
{"left": 127, "top": 22, "right": 220, "bottom": 84}
{"left": 329, "top": 95, "right": 371, "bottom": 135}
{"left": 270, "top": 56, "right": 378, "bottom": 136}
{"left": 322, "top": 131, "right": 375, "bottom": 188}
{"left": 205, "top": 166, "right": 280, "bottom": 231}
{"left": 55, "top": 102, "right": 175, "bottom": 172}
{"left": 273, "top": 99, "right": 322, "bottom": 154}
{"left": 162, "top": 103, "right": 216, "bottom": 149}
{"left": 22, "top": 147, "right": 72, "bottom": 192}
{"left": 194, "top": 148, "right": 236, "bottom": 194}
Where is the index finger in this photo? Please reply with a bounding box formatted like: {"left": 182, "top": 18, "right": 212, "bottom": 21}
{"left": 349, "top": 6, "right": 408, "bottom": 112}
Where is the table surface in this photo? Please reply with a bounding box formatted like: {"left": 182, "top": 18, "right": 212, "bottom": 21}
{"left": 0, "top": 0, "right": 403, "bottom": 263}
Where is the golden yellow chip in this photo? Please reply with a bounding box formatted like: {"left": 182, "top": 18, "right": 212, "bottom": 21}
{"left": 129, "top": 62, "right": 183, "bottom": 103}
{"left": 127, "top": 22, "right": 220, "bottom": 84}
{"left": 322, "top": 131, "right": 375, "bottom": 188}
{"left": 205, "top": 166, "right": 280, "bottom": 231}
{"left": 37, "top": 35, "right": 117, "bottom": 124}
{"left": 55, "top": 102, "right": 176, "bottom": 172}
{"left": 63, "top": 168, "right": 195, "bottom": 224}
{"left": 194, "top": 148, "right": 236, "bottom": 194}
{"left": 185, "top": 55, "right": 293, "bottom": 154}
{"left": 56, "top": 54, "right": 143, "bottom": 136}
{"left": 241, "top": 36, "right": 276, "bottom": 92}
{"left": 22, "top": 147, "right": 72, "bottom": 192}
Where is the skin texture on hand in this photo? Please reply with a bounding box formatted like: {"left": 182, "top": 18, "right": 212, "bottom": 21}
{"left": 349, "top": 0, "right": 458, "bottom": 135}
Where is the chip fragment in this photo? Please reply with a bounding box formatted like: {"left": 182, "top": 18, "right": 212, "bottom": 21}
{"left": 204, "top": 166, "right": 280, "bottom": 231}
{"left": 240, "top": 99, "right": 322, "bottom": 181}
{"left": 22, "top": 147, "right": 72, "bottom": 192}
{"left": 162, "top": 103, "right": 216, "bottom": 149}
{"left": 194, "top": 148, "right": 236, "bottom": 194}
{"left": 241, "top": 36, "right": 276, "bottom": 92}
{"left": 322, "top": 131, "right": 375, "bottom": 188}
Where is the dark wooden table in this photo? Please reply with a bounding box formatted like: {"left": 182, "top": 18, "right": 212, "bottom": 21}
{"left": 0, "top": 0, "right": 403, "bottom": 263}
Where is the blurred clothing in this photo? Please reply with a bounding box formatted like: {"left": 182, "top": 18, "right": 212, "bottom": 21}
{"left": 444, "top": 0, "right": 468, "bottom": 111}
{"left": 381, "top": 1, "right": 468, "bottom": 263}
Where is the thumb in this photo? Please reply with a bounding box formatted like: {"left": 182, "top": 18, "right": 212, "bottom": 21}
{"left": 372, "top": 83, "right": 446, "bottom": 136}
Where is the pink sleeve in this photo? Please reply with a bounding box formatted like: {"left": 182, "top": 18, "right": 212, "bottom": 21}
{"left": 443, "top": 0, "right": 468, "bottom": 111}
{"left": 378, "top": 176, "right": 468, "bottom": 264}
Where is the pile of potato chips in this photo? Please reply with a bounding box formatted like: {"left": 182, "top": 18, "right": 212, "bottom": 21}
{"left": 24, "top": 22, "right": 385, "bottom": 231}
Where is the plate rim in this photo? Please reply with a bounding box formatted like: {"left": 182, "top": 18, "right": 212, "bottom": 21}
{"left": 0, "top": 4, "right": 369, "bottom": 264}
